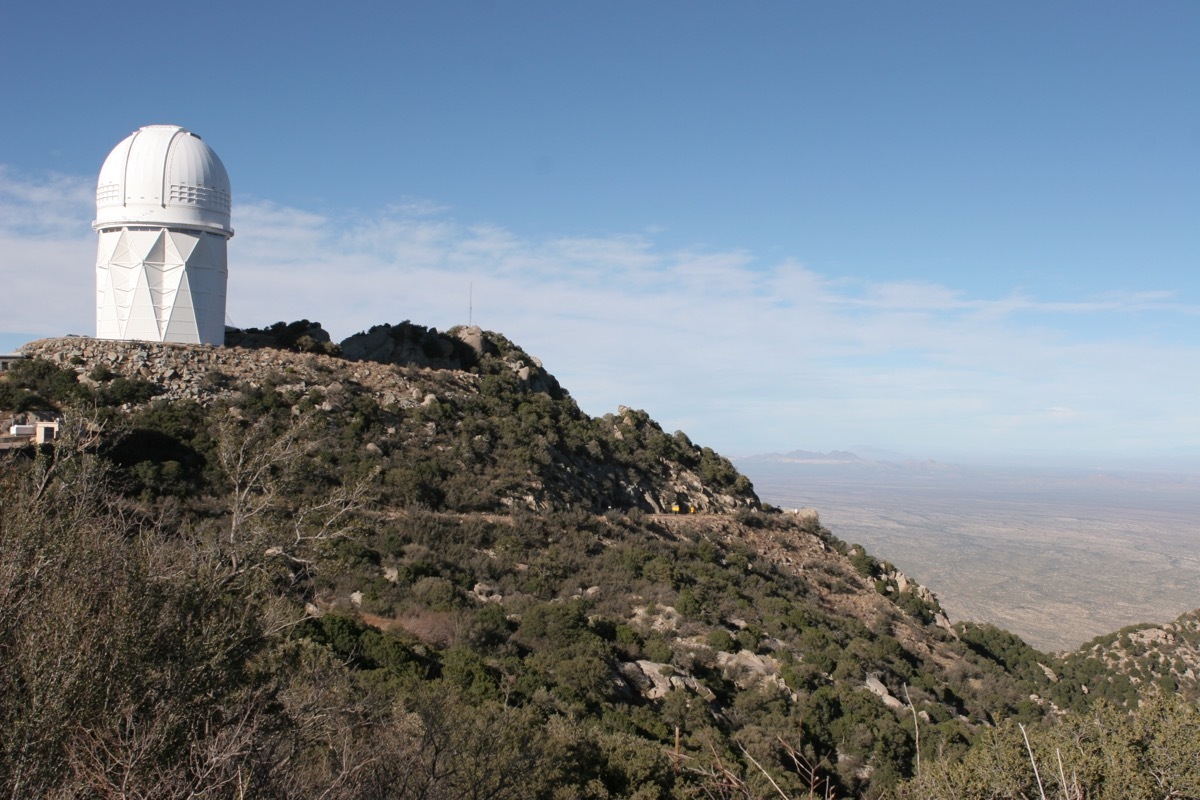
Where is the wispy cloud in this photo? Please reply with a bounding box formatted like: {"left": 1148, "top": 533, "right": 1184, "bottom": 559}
{"left": 0, "top": 166, "right": 94, "bottom": 236}
{"left": 3, "top": 166, "right": 1199, "bottom": 460}
{"left": 0, "top": 168, "right": 96, "bottom": 335}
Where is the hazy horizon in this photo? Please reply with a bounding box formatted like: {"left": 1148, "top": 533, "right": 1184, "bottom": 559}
{"left": 736, "top": 443, "right": 1200, "bottom": 475}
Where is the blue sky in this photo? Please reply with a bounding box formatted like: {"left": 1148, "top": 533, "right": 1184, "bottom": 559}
{"left": 2, "top": 2, "right": 1198, "bottom": 464}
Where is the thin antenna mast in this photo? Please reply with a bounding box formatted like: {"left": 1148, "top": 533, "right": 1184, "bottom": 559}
{"left": 469, "top": 282, "right": 473, "bottom": 326}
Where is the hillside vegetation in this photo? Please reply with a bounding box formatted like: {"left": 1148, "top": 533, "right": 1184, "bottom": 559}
{"left": 2, "top": 324, "right": 1198, "bottom": 799}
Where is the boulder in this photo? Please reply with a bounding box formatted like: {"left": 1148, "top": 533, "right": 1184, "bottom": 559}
{"left": 618, "top": 661, "right": 716, "bottom": 701}
{"left": 716, "top": 649, "right": 788, "bottom": 692}
{"left": 864, "top": 675, "right": 905, "bottom": 710}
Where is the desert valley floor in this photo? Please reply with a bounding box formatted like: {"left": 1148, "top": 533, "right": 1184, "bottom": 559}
{"left": 741, "top": 462, "right": 1200, "bottom": 652}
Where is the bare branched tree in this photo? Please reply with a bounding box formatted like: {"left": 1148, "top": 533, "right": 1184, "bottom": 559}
{"left": 211, "top": 412, "right": 376, "bottom": 586}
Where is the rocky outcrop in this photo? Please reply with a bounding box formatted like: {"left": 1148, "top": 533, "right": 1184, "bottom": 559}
{"left": 339, "top": 323, "right": 564, "bottom": 397}
{"left": 882, "top": 566, "right": 956, "bottom": 635}
{"left": 618, "top": 660, "right": 716, "bottom": 701}
{"left": 225, "top": 320, "right": 336, "bottom": 353}
{"left": 340, "top": 322, "right": 467, "bottom": 369}
{"left": 447, "top": 326, "right": 497, "bottom": 362}
{"left": 715, "top": 649, "right": 791, "bottom": 693}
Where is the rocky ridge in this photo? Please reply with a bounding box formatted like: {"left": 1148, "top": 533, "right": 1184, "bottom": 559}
{"left": 19, "top": 329, "right": 756, "bottom": 515}
{"left": 1066, "top": 610, "right": 1200, "bottom": 699}
{"left": 22, "top": 336, "right": 455, "bottom": 411}
{"left": 22, "top": 323, "right": 554, "bottom": 411}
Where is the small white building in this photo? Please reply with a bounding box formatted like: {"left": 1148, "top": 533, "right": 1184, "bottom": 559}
{"left": 3, "top": 421, "right": 56, "bottom": 446}
{"left": 94, "top": 125, "right": 234, "bottom": 345}
{"left": 35, "top": 421, "right": 58, "bottom": 444}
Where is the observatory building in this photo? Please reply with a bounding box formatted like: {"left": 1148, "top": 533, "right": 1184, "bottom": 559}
{"left": 94, "top": 125, "right": 233, "bottom": 345}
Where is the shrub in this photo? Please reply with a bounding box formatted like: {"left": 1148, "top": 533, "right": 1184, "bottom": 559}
{"left": 707, "top": 628, "right": 735, "bottom": 652}
{"left": 849, "top": 547, "right": 881, "bottom": 578}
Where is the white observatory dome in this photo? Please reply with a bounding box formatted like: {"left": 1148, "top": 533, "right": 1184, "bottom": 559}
{"left": 94, "top": 124, "right": 233, "bottom": 346}
{"left": 93, "top": 124, "right": 233, "bottom": 235}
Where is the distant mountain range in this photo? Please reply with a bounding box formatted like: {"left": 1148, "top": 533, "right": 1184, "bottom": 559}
{"left": 736, "top": 447, "right": 956, "bottom": 474}
{"left": 736, "top": 448, "right": 869, "bottom": 465}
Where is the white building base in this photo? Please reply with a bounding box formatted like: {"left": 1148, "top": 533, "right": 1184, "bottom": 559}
{"left": 96, "top": 227, "right": 228, "bottom": 345}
